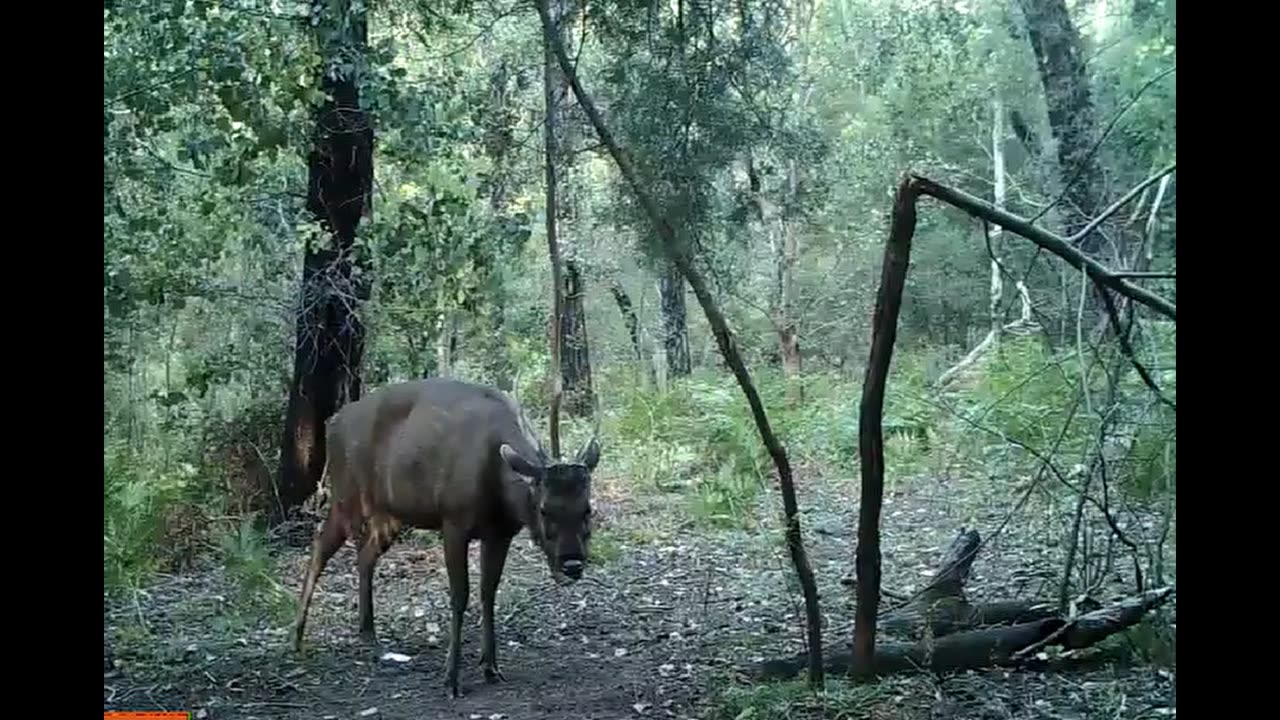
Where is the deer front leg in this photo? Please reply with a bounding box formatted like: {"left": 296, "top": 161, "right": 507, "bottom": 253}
{"left": 356, "top": 516, "right": 399, "bottom": 646}
{"left": 480, "top": 533, "right": 513, "bottom": 683}
{"left": 442, "top": 523, "right": 471, "bottom": 698}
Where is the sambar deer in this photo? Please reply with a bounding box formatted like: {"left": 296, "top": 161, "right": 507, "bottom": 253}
{"left": 291, "top": 377, "right": 599, "bottom": 697}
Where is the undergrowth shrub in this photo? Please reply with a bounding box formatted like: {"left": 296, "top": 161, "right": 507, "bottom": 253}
{"left": 104, "top": 441, "right": 201, "bottom": 591}
{"left": 105, "top": 397, "right": 287, "bottom": 602}
{"left": 200, "top": 398, "right": 283, "bottom": 516}
{"left": 601, "top": 352, "right": 944, "bottom": 527}
{"left": 215, "top": 513, "right": 293, "bottom": 621}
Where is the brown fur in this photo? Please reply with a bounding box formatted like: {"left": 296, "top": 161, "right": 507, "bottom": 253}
{"left": 291, "top": 377, "right": 599, "bottom": 698}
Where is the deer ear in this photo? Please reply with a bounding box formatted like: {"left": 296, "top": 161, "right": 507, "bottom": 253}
{"left": 500, "top": 443, "right": 544, "bottom": 483}
{"left": 577, "top": 436, "right": 600, "bottom": 471}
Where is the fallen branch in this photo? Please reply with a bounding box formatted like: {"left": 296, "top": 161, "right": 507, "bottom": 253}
{"left": 879, "top": 530, "right": 1056, "bottom": 640}
{"left": 911, "top": 176, "right": 1176, "bottom": 321}
{"left": 754, "top": 528, "right": 1174, "bottom": 681}
{"left": 1112, "top": 271, "right": 1175, "bottom": 280}
{"left": 1013, "top": 586, "right": 1176, "bottom": 660}
{"left": 935, "top": 281, "right": 1036, "bottom": 388}
{"left": 759, "top": 619, "right": 1065, "bottom": 679}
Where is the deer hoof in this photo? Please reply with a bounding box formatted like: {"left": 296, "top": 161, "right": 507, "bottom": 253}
{"left": 483, "top": 664, "right": 506, "bottom": 684}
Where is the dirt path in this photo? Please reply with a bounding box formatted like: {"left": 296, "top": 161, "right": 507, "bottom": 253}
{"left": 104, "top": 469, "right": 1175, "bottom": 719}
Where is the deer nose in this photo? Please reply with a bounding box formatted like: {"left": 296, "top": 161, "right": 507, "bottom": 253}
{"left": 562, "top": 559, "right": 583, "bottom": 579}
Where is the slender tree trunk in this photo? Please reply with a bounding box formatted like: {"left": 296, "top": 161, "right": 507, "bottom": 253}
{"left": 535, "top": 1, "right": 825, "bottom": 687}
{"left": 483, "top": 60, "right": 517, "bottom": 391}
{"left": 435, "top": 309, "right": 457, "bottom": 376}
{"left": 989, "top": 95, "right": 1007, "bottom": 337}
{"left": 657, "top": 261, "right": 691, "bottom": 378}
{"left": 542, "top": 0, "right": 567, "bottom": 457}
{"left": 550, "top": 1, "right": 594, "bottom": 419}
{"left": 560, "top": 258, "right": 595, "bottom": 416}
{"left": 276, "top": 0, "right": 371, "bottom": 520}
{"left": 778, "top": 159, "right": 802, "bottom": 403}
{"left": 853, "top": 177, "right": 917, "bottom": 678}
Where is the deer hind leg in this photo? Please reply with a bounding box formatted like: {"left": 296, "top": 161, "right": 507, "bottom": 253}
{"left": 293, "top": 503, "right": 350, "bottom": 652}
{"left": 356, "top": 514, "right": 401, "bottom": 645}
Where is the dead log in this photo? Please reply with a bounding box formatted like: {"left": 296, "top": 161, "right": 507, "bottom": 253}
{"left": 760, "top": 619, "right": 1063, "bottom": 679}
{"left": 883, "top": 599, "right": 1061, "bottom": 640}
{"left": 755, "top": 586, "right": 1173, "bottom": 680}
{"left": 879, "top": 528, "right": 1058, "bottom": 640}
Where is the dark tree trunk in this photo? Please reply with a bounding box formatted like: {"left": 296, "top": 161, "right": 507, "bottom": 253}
{"left": 852, "top": 176, "right": 917, "bottom": 678}
{"left": 609, "top": 280, "right": 644, "bottom": 364}
{"left": 1017, "top": 0, "right": 1103, "bottom": 254}
{"left": 658, "top": 261, "right": 691, "bottom": 378}
{"left": 276, "top": 0, "right": 371, "bottom": 521}
{"left": 559, "top": 259, "right": 595, "bottom": 416}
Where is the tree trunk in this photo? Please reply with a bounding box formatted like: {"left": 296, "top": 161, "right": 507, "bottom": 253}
{"left": 541, "top": 0, "right": 567, "bottom": 457}
{"left": 550, "top": 2, "right": 594, "bottom": 418}
{"left": 852, "top": 176, "right": 918, "bottom": 678}
{"left": 934, "top": 94, "right": 1011, "bottom": 388}
{"left": 276, "top": 0, "right": 371, "bottom": 521}
{"left": 535, "top": 0, "right": 825, "bottom": 687}
{"left": 482, "top": 60, "right": 517, "bottom": 392}
{"left": 657, "top": 261, "right": 691, "bottom": 378}
{"left": 777, "top": 160, "right": 802, "bottom": 404}
{"left": 559, "top": 258, "right": 595, "bottom": 416}
{"left": 434, "top": 309, "right": 457, "bottom": 377}
{"left": 1017, "top": 0, "right": 1103, "bottom": 254}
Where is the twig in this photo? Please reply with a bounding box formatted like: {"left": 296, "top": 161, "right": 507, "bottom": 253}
{"left": 1099, "top": 289, "right": 1175, "bottom": 409}
{"left": 1112, "top": 271, "right": 1174, "bottom": 279}
{"left": 105, "top": 67, "right": 198, "bottom": 107}
{"left": 1069, "top": 163, "right": 1177, "bottom": 246}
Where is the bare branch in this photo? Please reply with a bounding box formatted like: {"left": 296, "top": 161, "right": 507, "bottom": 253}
{"left": 1113, "top": 271, "right": 1175, "bottom": 279}
{"left": 1070, "top": 163, "right": 1177, "bottom": 246}
{"left": 911, "top": 176, "right": 1176, "bottom": 321}
{"left": 1099, "top": 289, "right": 1175, "bottom": 409}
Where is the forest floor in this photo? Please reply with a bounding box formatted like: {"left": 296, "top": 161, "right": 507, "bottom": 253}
{"left": 104, "top": 460, "right": 1176, "bottom": 720}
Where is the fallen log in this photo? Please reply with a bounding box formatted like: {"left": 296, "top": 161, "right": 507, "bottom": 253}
{"left": 753, "top": 586, "right": 1175, "bottom": 680}
{"left": 883, "top": 599, "right": 1061, "bottom": 639}
{"left": 759, "top": 618, "right": 1064, "bottom": 680}
{"left": 879, "top": 528, "right": 1057, "bottom": 640}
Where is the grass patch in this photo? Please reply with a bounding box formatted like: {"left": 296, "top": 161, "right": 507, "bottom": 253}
{"left": 589, "top": 531, "right": 624, "bottom": 564}
{"left": 714, "top": 679, "right": 890, "bottom": 720}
